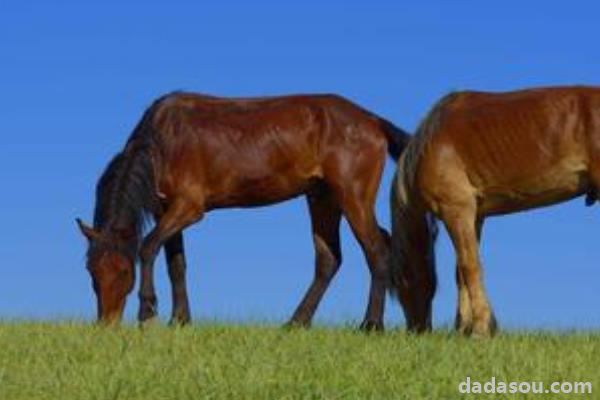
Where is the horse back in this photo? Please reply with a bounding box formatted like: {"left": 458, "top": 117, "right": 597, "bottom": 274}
{"left": 143, "top": 93, "right": 389, "bottom": 209}
{"left": 415, "top": 86, "right": 600, "bottom": 215}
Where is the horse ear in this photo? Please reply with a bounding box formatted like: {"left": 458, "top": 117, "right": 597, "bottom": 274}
{"left": 76, "top": 218, "right": 100, "bottom": 242}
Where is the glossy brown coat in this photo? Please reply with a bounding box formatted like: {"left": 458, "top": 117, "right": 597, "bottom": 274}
{"left": 390, "top": 86, "right": 600, "bottom": 336}
{"left": 78, "top": 92, "right": 409, "bottom": 329}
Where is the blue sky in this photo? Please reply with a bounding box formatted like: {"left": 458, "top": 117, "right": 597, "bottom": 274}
{"left": 1, "top": 1, "right": 599, "bottom": 329}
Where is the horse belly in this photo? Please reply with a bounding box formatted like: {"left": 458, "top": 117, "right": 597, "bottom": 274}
{"left": 478, "top": 164, "right": 588, "bottom": 216}
{"left": 205, "top": 165, "right": 322, "bottom": 209}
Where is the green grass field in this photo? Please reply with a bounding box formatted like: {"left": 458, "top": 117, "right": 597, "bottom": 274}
{"left": 0, "top": 322, "right": 598, "bottom": 399}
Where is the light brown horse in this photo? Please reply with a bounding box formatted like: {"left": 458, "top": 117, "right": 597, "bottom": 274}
{"left": 390, "top": 86, "right": 600, "bottom": 337}
{"left": 77, "top": 92, "right": 409, "bottom": 330}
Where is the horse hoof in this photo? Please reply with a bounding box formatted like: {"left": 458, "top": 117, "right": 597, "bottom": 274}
{"left": 138, "top": 303, "right": 158, "bottom": 321}
{"left": 138, "top": 316, "right": 160, "bottom": 329}
{"left": 359, "top": 320, "right": 384, "bottom": 333}
{"left": 96, "top": 319, "right": 121, "bottom": 328}
{"left": 470, "top": 321, "right": 497, "bottom": 339}
{"left": 489, "top": 313, "right": 499, "bottom": 336}
{"left": 282, "top": 320, "right": 310, "bottom": 330}
{"left": 456, "top": 322, "right": 473, "bottom": 336}
{"left": 470, "top": 330, "right": 492, "bottom": 339}
{"left": 168, "top": 316, "right": 191, "bottom": 327}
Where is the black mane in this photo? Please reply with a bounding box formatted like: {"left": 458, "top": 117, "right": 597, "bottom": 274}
{"left": 90, "top": 104, "right": 162, "bottom": 262}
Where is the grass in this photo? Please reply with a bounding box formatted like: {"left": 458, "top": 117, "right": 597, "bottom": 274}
{"left": 0, "top": 322, "right": 598, "bottom": 399}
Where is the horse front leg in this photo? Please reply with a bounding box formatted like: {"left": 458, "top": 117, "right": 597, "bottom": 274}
{"left": 138, "top": 198, "right": 203, "bottom": 324}
{"left": 342, "top": 201, "right": 389, "bottom": 332}
{"left": 442, "top": 203, "right": 497, "bottom": 338}
{"left": 454, "top": 218, "right": 485, "bottom": 335}
{"left": 454, "top": 266, "right": 473, "bottom": 335}
{"left": 287, "top": 190, "right": 342, "bottom": 328}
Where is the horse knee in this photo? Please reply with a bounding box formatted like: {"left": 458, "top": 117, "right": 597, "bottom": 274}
{"left": 315, "top": 250, "right": 341, "bottom": 280}
{"left": 369, "top": 236, "right": 392, "bottom": 277}
{"left": 139, "top": 231, "right": 162, "bottom": 266}
{"left": 371, "top": 261, "right": 390, "bottom": 282}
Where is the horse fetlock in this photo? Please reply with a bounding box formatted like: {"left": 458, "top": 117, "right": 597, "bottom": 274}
{"left": 283, "top": 319, "right": 311, "bottom": 330}
{"left": 469, "top": 309, "right": 497, "bottom": 338}
{"left": 456, "top": 321, "right": 473, "bottom": 336}
{"left": 139, "top": 315, "right": 160, "bottom": 329}
{"left": 470, "top": 322, "right": 494, "bottom": 339}
{"left": 138, "top": 295, "right": 158, "bottom": 321}
{"left": 169, "top": 312, "right": 191, "bottom": 327}
{"left": 455, "top": 311, "right": 473, "bottom": 335}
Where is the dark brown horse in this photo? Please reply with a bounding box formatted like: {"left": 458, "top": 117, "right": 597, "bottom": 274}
{"left": 77, "top": 92, "right": 409, "bottom": 330}
{"left": 389, "top": 86, "right": 600, "bottom": 337}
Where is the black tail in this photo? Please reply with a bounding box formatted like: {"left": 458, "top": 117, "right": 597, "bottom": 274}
{"left": 378, "top": 118, "right": 412, "bottom": 161}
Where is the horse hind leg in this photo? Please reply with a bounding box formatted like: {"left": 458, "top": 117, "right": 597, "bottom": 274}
{"left": 335, "top": 189, "right": 389, "bottom": 332}
{"left": 286, "top": 189, "right": 342, "bottom": 328}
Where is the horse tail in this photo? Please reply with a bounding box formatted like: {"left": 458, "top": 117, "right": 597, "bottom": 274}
{"left": 376, "top": 117, "right": 411, "bottom": 161}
